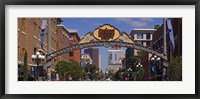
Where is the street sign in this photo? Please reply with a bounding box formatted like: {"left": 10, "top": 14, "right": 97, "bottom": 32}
{"left": 151, "top": 66, "right": 156, "bottom": 72}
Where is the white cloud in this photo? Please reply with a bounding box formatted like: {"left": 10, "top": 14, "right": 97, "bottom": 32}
{"left": 115, "top": 18, "right": 154, "bottom": 28}
{"left": 131, "top": 21, "right": 147, "bottom": 27}
{"left": 140, "top": 18, "right": 153, "bottom": 22}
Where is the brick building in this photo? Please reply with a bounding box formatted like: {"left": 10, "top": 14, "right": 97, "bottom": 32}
{"left": 170, "top": 18, "right": 182, "bottom": 58}
{"left": 148, "top": 18, "right": 182, "bottom": 80}
{"left": 68, "top": 30, "right": 81, "bottom": 64}
{"left": 18, "top": 18, "right": 72, "bottom": 78}
{"left": 56, "top": 24, "right": 69, "bottom": 62}
{"left": 125, "top": 29, "right": 155, "bottom": 71}
{"left": 152, "top": 18, "right": 182, "bottom": 63}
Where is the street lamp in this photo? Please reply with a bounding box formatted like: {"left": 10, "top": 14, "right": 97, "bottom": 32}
{"left": 136, "top": 63, "right": 143, "bottom": 68}
{"left": 127, "top": 67, "right": 132, "bottom": 81}
{"left": 69, "top": 76, "right": 72, "bottom": 81}
{"left": 121, "top": 72, "right": 124, "bottom": 81}
{"left": 87, "top": 71, "right": 91, "bottom": 81}
{"left": 150, "top": 55, "right": 161, "bottom": 81}
{"left": 105, "top": 71, "right": 109, "bottom": 81}
{"left": 96, "top": 70, "right": 98, "bottom": 81}
{"left": 31, "top": 51, "right": 45, "bottom": 81}
{"left": 136, "top": 62, "right": 143, "bottom": 80}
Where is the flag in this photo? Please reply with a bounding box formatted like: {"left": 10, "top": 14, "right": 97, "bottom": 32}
{"left": 40, "top": 20, "right": 46, "bottom": 50}
{"left": 167, "top": 19, "right": 175, "bottom": 51}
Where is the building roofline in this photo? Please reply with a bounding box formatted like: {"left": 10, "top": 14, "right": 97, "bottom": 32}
{"left": 68, "top": 29, "right": 78, "bottom": 33}
{"left": 133, "top": 28, "right": 157, "bottom": 31}
{"left": 57, "top": 24, "right": 80, "bottom": 40}
{"left": 57, "top": 24, "right": 70, "bottom": 33}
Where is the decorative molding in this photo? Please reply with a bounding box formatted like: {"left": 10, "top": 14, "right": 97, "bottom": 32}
{"left": 22, "top": 31, "right": 26, "bottom": 35}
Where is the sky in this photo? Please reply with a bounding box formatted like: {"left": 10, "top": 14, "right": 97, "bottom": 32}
{"left": 62, "top": 18, "right": 163, "bottom": 73}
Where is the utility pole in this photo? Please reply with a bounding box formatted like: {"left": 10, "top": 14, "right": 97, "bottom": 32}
{"left": 47, "top": 18, "right": 51, "bottom": 81}
{"left": 163, "top": 18, "right": 167, "bottom": 55}
{"left": 163, "top": 18, "right": 167, "bottom": 81}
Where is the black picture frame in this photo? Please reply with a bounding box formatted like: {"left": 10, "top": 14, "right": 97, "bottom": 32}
{"left": 0, "top": 0, "right": 199, "bottom": 99}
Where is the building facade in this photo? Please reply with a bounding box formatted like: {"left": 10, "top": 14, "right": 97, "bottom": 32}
{"left": 56, "top": 24, "right": 69, "bottom": 62}
{"left": 125, "top": 48, "right": 134, "bottom": 68}
{"left": 130, "top": 29, "right": 156, "bottom": 55}
{"left": 99, "top": 54, "right": 102, "bottom": 71}
{"left": 68, "top": 30, "right": 81, "bottom": 64}
{"left": 147, "top": 18, "right": 182, "bottom": 80}
{"left": 125, "top": 29, "right": 156, "bottom": 70}
{"left": 107, "top": 47, "right": 125, "bottom": 73}
{"left": 84, "top": 48, "right": 99, "bottom": 67}
{"left": 122, "top": 58, "right": 126, "bottom": 70}
{"left": 81, "top": 53, "right": 93, "bottom": 70}
{"left": 18, "top": 18, "right": 59, "bottom": 75}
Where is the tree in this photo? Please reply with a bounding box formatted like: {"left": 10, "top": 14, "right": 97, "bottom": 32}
{"left": 130, "top": 51, "right": 143, "bottom": 68}
{"left": 113, "top": 69, "right": 123, "bottom": 81}
{"left": 136, "top": 67, "right": 145, "bottom": 80}
{"left": 56, "top": 60, "right": 86, "bottom": 81}
{"left": 168, "top": 56, "right": 182, "bottom": 81}
{"left": 84, "top": 63, "right": 98, "bottom": 80}
{"left": 23, "top": 50, "right": 28, "bottom": 81}
{"left": 55, "top": 60, "right": 67, "bottom": 80}
{"left": 154, "top": 24, "right": 160, "bottom": 29}
{"left": 129, "top": 51, "right": 144, "bottom": 81}
{"left": 66, "top": 61, "right": 86, "bottom": 80}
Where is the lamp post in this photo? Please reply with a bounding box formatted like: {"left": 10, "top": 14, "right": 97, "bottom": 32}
{"left": 136, "top": 62, "right": 143, "bottom": 80}
{"left": 105, "top": 71, "right": 109, "bottom": 81}
{"left": 87, "top": 71, "right": 91, "bottom": 81}
{"left": 31, "top": 51, "right": 45, "bottom": 81}
{"left": 69, "top": 76, "right": 72, "bottom": 81}
{"left": 150, "top": 55, "right": 160, "bottom": 81}
{"left": 121, "top": 72, "right": 124, "bottom": 81}
{"left": 96, "top": 70, "right": 98, "bottom": 81}
{"left": 127, "top": 67, "right": 132, "bottom": 81}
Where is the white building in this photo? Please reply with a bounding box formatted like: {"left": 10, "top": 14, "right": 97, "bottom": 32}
{"left": 107, "top": 47, "right": 125, "bottom": 73}
{"left": 99, "top": 54, "right": 102, "bottom": 71}
{"left": 130, "top": 28, "right": 156, "bottom": 55}
{"left": 81, "top": 54, "right": 93, "bottom": 70}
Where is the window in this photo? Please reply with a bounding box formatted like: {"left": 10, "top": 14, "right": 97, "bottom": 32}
{"left": 69, "top": 35, "right": 73, "bottom": 40}
{"left": 146, "top": 33, "right": 151, "bottom": 39}
{"left": 141, "top": 41, "right": 144, "bottom": 46}
{"left": 137, "top": 33, "right": 143, "bottom": 39}
{"left": 38, "top": 27, "right": 41, "bottom": 33}
{"left": 34, "top": 48, "right": 37, "bottom": 54}
{"left": 33, "top": 22, "right": 37, "bottom": 30}
{"left": 146, "top": 42, "right": 151, "bottom": 47}
{"left": 22, "top": 18, "right": 25, "bottom": 30}
{"left": 160, "top": 38, "right": 163, "bottom": 46}
{"left": 63, "top": 34, "right": 67, "bottom": 43}
{"left": 18, "top": 46, "right": 20, "bottom": 59}
{"left": 158, "top": 40, "right": 160, "bottom": 46}
{"left": 22, "top": 48, "right": 26, "bottom": 56}
{"left": 115, "top": 54, "right": 117, "bottom": 60}
{"left": 69, "top": 60, "right": 74, "bottom": 63}
{"left": 138, "top": 41, "right": 143, "bottom": 45}
{"left": 69, "top": 52, "right": 74, "bottom": 56}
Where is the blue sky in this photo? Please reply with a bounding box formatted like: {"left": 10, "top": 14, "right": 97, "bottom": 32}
{"left": 62, "top": 18, "right": 163, "bottom": 73}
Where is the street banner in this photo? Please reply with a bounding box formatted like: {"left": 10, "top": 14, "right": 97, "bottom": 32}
{"left": 167, "top": 19, "right": 175, "bottom": 51}
{"left": 40, "top": 19, "right": 46, "bottom": 50}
